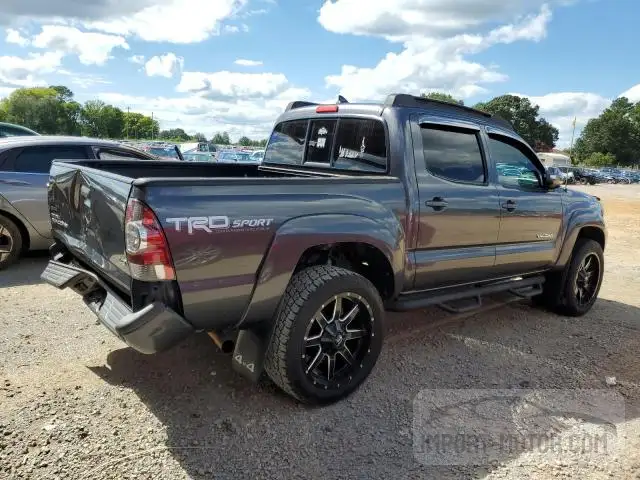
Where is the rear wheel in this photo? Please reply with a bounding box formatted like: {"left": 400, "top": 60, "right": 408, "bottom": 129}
{"left": 264, "top": 265, "right": 384, "bottom": 404}
{"left": 0, "top": 215, "right": 23, "bottom": 270}
{"left": 534, "top": 239, "right": 604, "bottom": 317}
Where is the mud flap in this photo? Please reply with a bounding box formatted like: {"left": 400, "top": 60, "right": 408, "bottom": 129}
{"left": 231, "top": 329, "right": 268, "bottom": 382}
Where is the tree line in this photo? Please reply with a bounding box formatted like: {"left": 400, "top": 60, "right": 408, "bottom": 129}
{"left": 0, "top": 85, "right": 268, "bottom": 145}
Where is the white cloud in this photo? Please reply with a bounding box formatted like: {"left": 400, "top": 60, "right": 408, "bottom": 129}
{"left": 83, "top": 0, "right": 248, "bottom": 43}
{"left": 5, "top": 28, "right": 29, "bottom": 46}
{"left": 31, "top": 25, "right": 129, "bottom": 65}
{"left": 128, "top": 54, "right": 145, "bottom": 65}
{"left": 1, "top": 0, "right": 249, "bottom": 44}
{"left": 177, "top": 70, "right": 291, "bottom": 100}
{"left": 318, "top": 0, "right": 561, "bottom": 41}
{"left": 94, "top": 85, "right": 312, "bottom": 141}
{"left": 0, "top": 86, "right": 16, "bottom": 98}
{"left": 144, "top": 53, "right": 184, "bottom": 78}
{"left": 324, "top": 5, "right": 552, "bottom": 101}
{"left": 234, "top": 58, "right": 263, "bottom": 67}
{"left": 0, "top": 52, "right": 64, "bottom": 87}
{"left": 515, "top": 91, "right": 611, "bottom": 147}
{"left": 620, "top": 84, "right": 640, "bottom": 103}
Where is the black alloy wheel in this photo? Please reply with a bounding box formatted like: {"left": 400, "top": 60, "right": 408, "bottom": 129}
{"left": 303, "top": 292, "right": 374, "bottom": 389}
{"left": 574, "top": 253, "right": 601, "bottom": 307}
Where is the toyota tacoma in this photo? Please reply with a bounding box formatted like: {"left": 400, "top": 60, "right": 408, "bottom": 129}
{"left": 40, "top": 94, "right": 606, "bottom": 404}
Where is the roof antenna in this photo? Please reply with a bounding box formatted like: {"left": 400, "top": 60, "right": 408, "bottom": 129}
{"left": 338, "top": 95, "right": 349, "bottom": 104}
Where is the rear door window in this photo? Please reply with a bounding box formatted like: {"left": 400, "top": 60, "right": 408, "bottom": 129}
{"left": 421, "top": 125, "right": 486, "bottom": 184}
{"left": 14, "top": 145, "right": 89, "bottom": 173}
{"left": 264, "top": 120, "right": 308, "bottom": 165}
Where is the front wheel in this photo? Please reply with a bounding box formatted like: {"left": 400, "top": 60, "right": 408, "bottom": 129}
{"left": 534, "top": 239, "right": 604, "bottom": 317}
{"left": 264, "top": 265, "right": 384, "bottom": 404}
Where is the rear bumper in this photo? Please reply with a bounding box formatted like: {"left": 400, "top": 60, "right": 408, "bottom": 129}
{"left": 41, "top": 260, "right": 193, "bottom": 354}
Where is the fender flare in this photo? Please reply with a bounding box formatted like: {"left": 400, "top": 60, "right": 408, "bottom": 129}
{"left": 555, "top": 220, "right": 606, "bottom": 268}
{"left": 237, "top": 213, "right": 406, "bottom": 327}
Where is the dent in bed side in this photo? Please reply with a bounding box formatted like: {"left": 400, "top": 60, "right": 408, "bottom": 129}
{"left": 237, "top": 213, "right": 406, "bottom": 328}
{"left": 554, "top": 192, "right": 606, "bottom": 268}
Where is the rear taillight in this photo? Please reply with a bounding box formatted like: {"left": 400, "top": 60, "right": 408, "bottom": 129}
{"left": 124, "top": 198, "right": 175, "bottom": 281}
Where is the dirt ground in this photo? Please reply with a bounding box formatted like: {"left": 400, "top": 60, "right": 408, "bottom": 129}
{"left": 0, "top": 183, "right": 639, "bottom": 479}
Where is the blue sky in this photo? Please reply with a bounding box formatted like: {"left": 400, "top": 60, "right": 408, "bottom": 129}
{"left": 0, "top": 0, "right": 638, "bottom": 145}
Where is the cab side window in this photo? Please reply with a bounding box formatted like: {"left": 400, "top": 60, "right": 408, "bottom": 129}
{"left": 421, "top": 125, "right": 486, "bottom": 184}
{"left": 489, "top": 135, "right": 542, "bottom": 190}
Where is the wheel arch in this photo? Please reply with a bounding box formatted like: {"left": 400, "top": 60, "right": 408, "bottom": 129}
{"left": 556, "top": 223, "right": 606, "bottom": 269}
{"left": 237, "top": 213, "right": 406, "bottom": 327}
{"left": 0, "top": 208, "right": 30, "bottom": 251}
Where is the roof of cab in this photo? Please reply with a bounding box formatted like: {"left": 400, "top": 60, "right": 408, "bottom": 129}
{"left": 280, "top": 92, "right": 515, "bottom": 132}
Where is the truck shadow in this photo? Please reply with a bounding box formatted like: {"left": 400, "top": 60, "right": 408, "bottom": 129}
{"left": 88, "top": 297, "right": 640, "bottom": 479}
{"left": 0, "top": 252, "right": 49, "bottom": 288}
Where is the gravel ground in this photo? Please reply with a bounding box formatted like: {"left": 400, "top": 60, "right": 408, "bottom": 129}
{"left": 1, "top": 184, "right": 640, "bottom": 480}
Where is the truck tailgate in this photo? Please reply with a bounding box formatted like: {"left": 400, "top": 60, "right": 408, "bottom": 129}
{"left": 48, "top": 162, "right": 134, "bottom": 293}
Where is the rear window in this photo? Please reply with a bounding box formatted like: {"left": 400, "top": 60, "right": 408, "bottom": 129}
{"left": 264, "top": 120, "right": 308, "bottom": 165}
{"left": 332, "top": 119, "right": 387, "bottom": 173}
{"left": 305, "top": 119, "right": 336, "bottom": 164}
{"left": 264, "top": 117, "right": 387, "bottom": 173}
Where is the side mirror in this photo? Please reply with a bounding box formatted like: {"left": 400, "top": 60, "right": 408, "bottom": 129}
{"left": 545, "top": 173, "right": 564, "bottom": 189}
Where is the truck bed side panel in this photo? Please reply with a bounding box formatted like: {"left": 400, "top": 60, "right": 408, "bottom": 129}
{"left": 48, "top": 164, "right": 133, "bottom": 292}
{"left": 142, "top": 178, "right": 407, "bottom": 330}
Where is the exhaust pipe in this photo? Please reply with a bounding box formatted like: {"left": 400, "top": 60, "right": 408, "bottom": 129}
{"left": 207, "top": 331, "right": 235, "bottom": 354}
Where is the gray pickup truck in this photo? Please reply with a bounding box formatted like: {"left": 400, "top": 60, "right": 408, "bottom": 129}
{"left": 41, "top": 94, "right": 606, "bottom": 404}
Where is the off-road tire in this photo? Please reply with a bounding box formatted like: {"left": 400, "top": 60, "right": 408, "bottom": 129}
{"left": 264, "top": 265, "right": 384, "bottom": 404}
{"left": 534, "top": 239, "right": 604, "bottom": 317}
{"left": 0, "top": 214, "right": 23, "bottom": 270}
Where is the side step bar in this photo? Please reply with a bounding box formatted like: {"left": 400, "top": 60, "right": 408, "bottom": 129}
{"left": 390, "top": 275, "right": 545, "bottom": 313}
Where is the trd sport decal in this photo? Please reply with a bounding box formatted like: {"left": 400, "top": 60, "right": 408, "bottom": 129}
{"left": 165, "top": 216, "right": 274, "bottom": 234}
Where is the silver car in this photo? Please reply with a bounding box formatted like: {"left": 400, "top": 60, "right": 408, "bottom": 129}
{"left": 0, "top": 136, "right": 156, "bottom": 269}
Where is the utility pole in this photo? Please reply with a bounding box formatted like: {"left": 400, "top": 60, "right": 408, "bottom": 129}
{"left": 151, "top": 112, "right": 154, "bottom": 140}
{"left": 569, "top": 116, "right": 577, "bottom": 160}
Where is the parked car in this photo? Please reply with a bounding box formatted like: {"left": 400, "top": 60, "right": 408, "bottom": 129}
{"left": 140, "top": 142, "right": 184, "bottom": 161}
{"left": 569, "top": 167, "right": 598, "bottom": 185}
{"left": 555, "top": 166, "right": 575, "bottom": 184}
{"left": 183, "top": 150, "right": 215, "bottom": 162}
{"left": 41, "top": 93, "right": 606, "bottom": 404}
{"left": 250, "top": 150, "right": 265, "bottom": 163}
{"left": 0, "top": 136, "right": 158, "bottom": 269}
{"left": 0, "top": 122, "right": 39, "bottom": 138}
{"left": 216, "top": 151, "right": 257, "bottom": 164}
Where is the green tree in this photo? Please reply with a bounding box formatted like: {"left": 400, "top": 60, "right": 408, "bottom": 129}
{"left": 238, "top": 136, "right": 252, "bottom": 146}
{"left": 421, "top": 92, "right": 464, "bottom": 105}
{"left": 212, "top": 131, "right": 231, "bottom": 144}
{"left": 474, "top": 95, "right": 559, "bottom": 150}
{"left": 583, "top": 152, "right": 616, "bottom": 167}
{"left": 2, "top": 87, "right": 69, "bottom": 134}
{"left": 573, "top": 97, "right": 640, "bottom": 166}
{"left": 159, "top": 128, "right": 192, "bottom": 142}
{"left": 194, "top": 132, "right": 207, "bottom": 142}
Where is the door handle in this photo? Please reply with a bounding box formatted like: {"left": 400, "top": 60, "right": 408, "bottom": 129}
{"left": 425, "top": 197, "right": 448, "bottom": 211}
{"left": 501, "top": 199, "right": 517, "bottom": 212}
